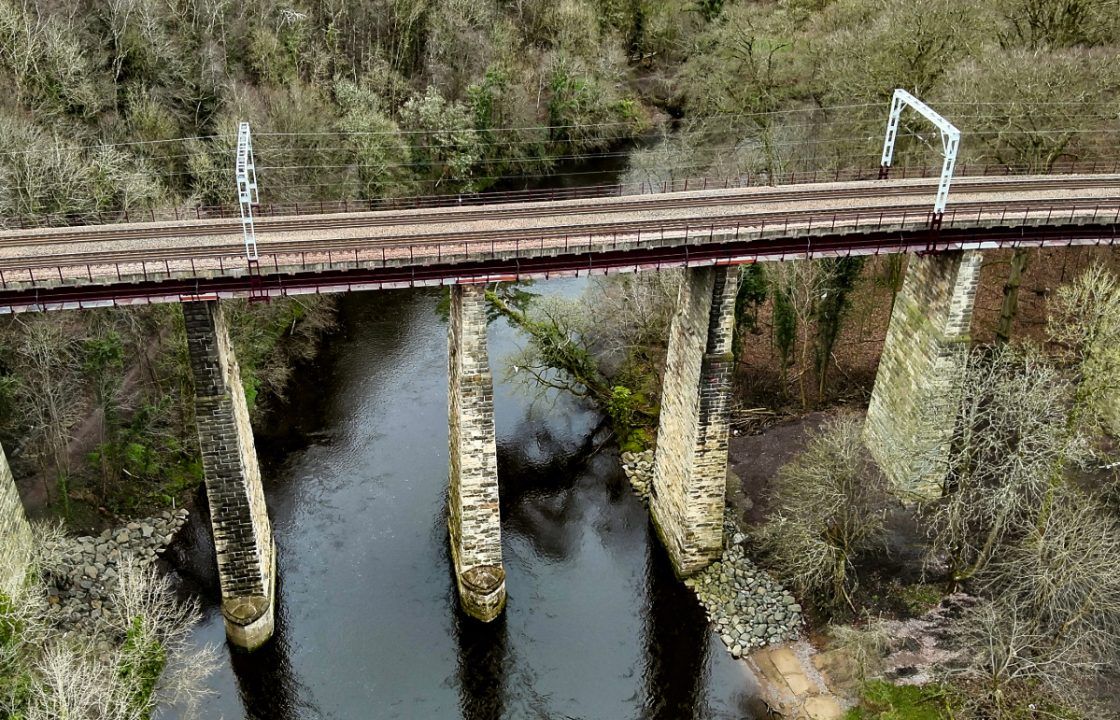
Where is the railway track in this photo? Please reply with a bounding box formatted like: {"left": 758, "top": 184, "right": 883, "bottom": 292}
{"left": 1, "top": 195, "right": 1116, "bottom": 273}
{"left": 0, "top": 174, "right": 1116, "bottom": 249}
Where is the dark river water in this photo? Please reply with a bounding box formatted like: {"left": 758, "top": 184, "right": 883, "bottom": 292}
{"left": 168, "top": 282, "right": 760, "bottom": 719}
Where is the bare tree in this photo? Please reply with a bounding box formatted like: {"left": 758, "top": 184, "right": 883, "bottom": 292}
{"left": 946, "top": 488, "right": 1120, "bottom": 717}
{"left": 499, "top": 273, "right": 678, "bottom": 403}
{"left": 766, "top": 260, "right": 829, "bottom": 408}
{"left": 922, "top": 343, "right": 1090, "bottom": 588}
{"left": 105, "top": 556, "right": 217, "bottom": 719}
{"left": 582, "top": 272, "right": 679, "bottom": 372}
{"left": 2, "top": 539, "right": 216, "bottom": 720}
{"left": 8, "top": 316, "right": 86, "bottom": 511}
{"left": 1047, "top": 265, "right": 1120, "bottom": 440}
{"left": 760, "top": 417, "right": 889, "bottom": 613}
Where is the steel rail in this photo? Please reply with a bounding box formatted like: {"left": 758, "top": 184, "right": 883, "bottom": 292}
{"left": 6, "top": 159, "right": 1120, "bottom": 230}
{"left": 0, "top": 196, "right": 1115, "bottom": 275}
{"left": 0, "top": 174, "right": 1116, "bottom": 248}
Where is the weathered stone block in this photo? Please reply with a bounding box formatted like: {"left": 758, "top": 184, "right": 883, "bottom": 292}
{"left": 864, "top": 250, "right": 982, "bottom": 499}
{"left": 0, "top": 445, "right": 32, "bottom": 592}
{"left": 184, "top": 300, "right": 275, "bottom": 649}
{"left": 651, "top": 265, "right": 739, "bottom": 577}
{"left": 447, "top": 284, "right": 506, "bottom": 621}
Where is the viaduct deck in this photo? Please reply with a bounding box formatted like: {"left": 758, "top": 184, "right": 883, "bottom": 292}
{"left": 0, "top": 173, "right": 1116, "bottom": 313}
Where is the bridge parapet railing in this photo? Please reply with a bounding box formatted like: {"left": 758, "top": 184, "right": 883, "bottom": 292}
{"left": 3, "top": 159, "right": 1119, "bottom": 231}
{"left": 0, "top": 198, "right": 1116, "bottom": 301}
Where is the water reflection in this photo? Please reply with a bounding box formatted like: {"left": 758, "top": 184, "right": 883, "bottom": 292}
{"left": 455, "top": 612, "right": 508, "bottom": 720}
{"left": 641, "top": 542, "right": 707, "bottom": 719}
{"left": 228, "top": 586, "right": 310, "bottom": 720}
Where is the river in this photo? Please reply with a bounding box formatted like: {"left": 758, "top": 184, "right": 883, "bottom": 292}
{"left": 167, "top": 277, "right": 762, "bottom": 719}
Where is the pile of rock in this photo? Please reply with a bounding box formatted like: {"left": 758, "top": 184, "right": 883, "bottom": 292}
{"left": 620, "top": 448, "right": 803, "bottom": 658}
{"left": 685, "top": 538, "right": 804, "bottom": 657}
{"left": 40, "top": 509, "right": 190, "bottom": 631}
{"left": 620, "top": 448, "right": 654, "bottom": 501}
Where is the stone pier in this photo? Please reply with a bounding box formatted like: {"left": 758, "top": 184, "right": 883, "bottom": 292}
{"left": 651, "top": 265, "right": 739, "bottom": 577}
{"left": 864, "top": 250, "right": 983, "bottom": 499}
{"left": 183, "top": 301, "right": 276, "bottom": 649}
{"left": 1, "top": 445, "right": 32, "bottom": 590}
{"left": 447, "top": 284, "right": 506, "bottom": 621}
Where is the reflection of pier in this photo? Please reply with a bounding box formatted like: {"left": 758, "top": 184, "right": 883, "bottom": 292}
{"left": 640, "top": 536, "right": 708, "bottom": 719}
{"left": 229, "top": 589, "right": 310, "bottom": 720}
{"left": 455, "top": 612, "right": 509, "bottom": 720}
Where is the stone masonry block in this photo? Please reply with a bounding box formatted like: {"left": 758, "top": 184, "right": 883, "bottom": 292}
{"left": 864, "top": 251, "right": 982, "bottom": 499}
{"left": 651, "top": 266, "right": 739, "bottom": 577}
{"left": 0, "top": 444, "right": 32, "bottom": 591}
{"left": 183, "top": 301, "right": 275, "bottom": 649}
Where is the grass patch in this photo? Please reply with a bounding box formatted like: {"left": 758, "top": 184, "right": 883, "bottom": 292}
{"left": 845, "top": 680, "right": 953, "bottom": 720}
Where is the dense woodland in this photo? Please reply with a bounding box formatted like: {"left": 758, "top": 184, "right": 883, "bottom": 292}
{"left": 0, "top": 0, "right": 1118, "bottom": 718}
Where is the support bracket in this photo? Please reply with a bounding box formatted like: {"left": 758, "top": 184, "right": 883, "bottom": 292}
{"left": 879, "top": 89, "right": 960, "bottom": 225}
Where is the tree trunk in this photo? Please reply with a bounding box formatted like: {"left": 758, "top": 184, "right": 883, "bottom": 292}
{"left": 995, "top": 249, "right": 1030, "bottom": 344}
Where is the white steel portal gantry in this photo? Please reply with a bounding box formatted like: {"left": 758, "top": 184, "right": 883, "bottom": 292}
{"left": 236, "top": 122, "right": 259, "bottom": 262}
{"left": 879, "top": 89, "right": 960, "bottom": 227}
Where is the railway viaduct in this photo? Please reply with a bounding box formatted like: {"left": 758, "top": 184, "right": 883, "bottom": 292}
{"left": 0, "top": 167, "right": 1116, "bottom": 649}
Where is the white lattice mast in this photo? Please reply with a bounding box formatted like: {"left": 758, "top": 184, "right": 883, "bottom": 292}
{"left": 879, "top": 89, "right": 960, "bottom": 227}
{"left": 236, "top": 122, "right": 259, "bottom": 262}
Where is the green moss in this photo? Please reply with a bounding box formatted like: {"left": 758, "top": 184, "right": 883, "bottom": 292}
{"left": 620, "top": 427, "right": 653, "bottom": 454}
{"left": 845, "top": 681, "right": 954, "bottom": 720}
{"left": 0, "top": 591, "right": 33, "bottom": 716}
{"left": 0, "top": 591, "right": 20, "bottom": 650}
{"left": 895, "top": 583, "right": 945, "bottom": 617}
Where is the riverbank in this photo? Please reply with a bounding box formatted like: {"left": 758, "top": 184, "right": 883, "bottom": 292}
{"left": 10, "top": 296, "right": 338, "bottom": 534}
{"left": 39, "top": 509, "right": 190, "bottom": 633}
{"left": 622, "top": 440, "right": 848, "bottom": 720}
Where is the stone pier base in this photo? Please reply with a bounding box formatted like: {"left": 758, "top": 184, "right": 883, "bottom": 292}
{"left": 184, "top": 301, "right": 276, "bottom": 650}
{"left": 651, "top": 265, "right": 739, "bottom": 577}
{"left": 864, "top": 250, "right": 983, "bottom": 500}
{"left": 447, "top": 284, "right": 506, "bottom": 621}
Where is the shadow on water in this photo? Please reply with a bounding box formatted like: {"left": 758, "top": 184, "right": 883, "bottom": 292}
{"left": 455, "top": 612, "right": 509, "bottom": 720}
{"left": 227, "top": 582, "right": 312, "bottom": 720}
{"left": 641, "top": 539, "right": 707, "bottom": 719}
{"left": 167, "top": 287, "right": 761, "bottom": 719}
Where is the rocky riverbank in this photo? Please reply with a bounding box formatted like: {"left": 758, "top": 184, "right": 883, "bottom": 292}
{"left": 39, "top": 509, "right": 190, "bottom": 631}
{"left": 620, "top": 449, "right": 804, "bottom": 656}
{"left": 687, "top": 536, "right": 804, "bottom": 657}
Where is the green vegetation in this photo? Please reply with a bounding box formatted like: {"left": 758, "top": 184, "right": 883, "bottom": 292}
{"left": 119, "top": 616, "right": 167, "bottom": 716}
{"left": 0, "top": 297, "right": 335, "bottom": 524}
{"left": 0, "top": 0, "right": 655, "bottom": 221}
{"left": 487, "top": 281, "right": 663, "bottom": 449}
{"left": 0, "top": 527, "right": 214, "bottom": 720}
{"left": 844, "top": 681, "right": 955, "bottom": 720}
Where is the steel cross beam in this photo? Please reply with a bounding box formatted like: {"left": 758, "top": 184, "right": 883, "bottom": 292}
{"left": 236, "top": 122, "right": 259, "bottom": 261}
{"left": 879, "top": 89, "right": 960, "bottom": 224}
